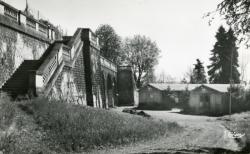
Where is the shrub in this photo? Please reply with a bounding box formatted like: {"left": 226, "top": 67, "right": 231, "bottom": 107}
{"left": 24, "top": 97, "right": 175, "bottom": 152}
{"left": 177, "top": 90, "right": 190, "bottom": 111}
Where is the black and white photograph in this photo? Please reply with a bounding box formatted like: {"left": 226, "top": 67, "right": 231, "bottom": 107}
{"left": 0, "top": 0, "right": 250, "bottom": 153}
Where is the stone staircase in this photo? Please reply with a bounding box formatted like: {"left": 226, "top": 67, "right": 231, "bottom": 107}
{"left": 1, "top": 60, "right": 40, "bottom": 98}
{"left": 0, "top": 28, "right": 83, "bottom": 99}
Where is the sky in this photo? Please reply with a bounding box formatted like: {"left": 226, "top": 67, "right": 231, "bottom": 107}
{"left": 5, "top": 0, "right": 250, "bottom": 82}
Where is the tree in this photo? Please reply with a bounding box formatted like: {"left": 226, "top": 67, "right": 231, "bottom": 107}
{"left": 121, "top": 35, "right": 160, "bottom": 88}
{"left": 144, "top": 68, "right": 156, "bottom": 84}
{"left": 183, "top": 66, "right": 194, "bottom": 83}
{"left": 181, "top": 78, "right": 188, "bottom": 84}
{"left": 156, "top": 70, "right": 176, "bottom": 83}
{"left": 190, "top": 59, "right": 207, "bottom": 84}
{"left": 95, "top": 24, "right": 121, "bottom": 63}
{"left": 209, "top": 0, "right": 250, "bottom": 46}
{"left": 207, "top": 26, "right": 240, "bottom": 84}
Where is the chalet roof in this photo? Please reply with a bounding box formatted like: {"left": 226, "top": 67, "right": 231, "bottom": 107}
{"left": 148, "top": 83, "right": 201, "bottom": 91}
{"left": 148, "top": 83, "right": 247, "bottom": 93}
{"left": 201, "top": 84, "right": 230, "bottom": 93}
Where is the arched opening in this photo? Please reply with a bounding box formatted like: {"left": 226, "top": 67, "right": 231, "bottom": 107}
{"left": 107, "top": 74, "right": 114, "bottom": 107}
{"left": 113, "top": 77, "right": 118, "bottom": 106}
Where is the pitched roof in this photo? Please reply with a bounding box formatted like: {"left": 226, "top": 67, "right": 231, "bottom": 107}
{"left": 201, "top": 84, "right": 230, "bottom": 93}
{"left": 148, "top": 83, "right": 247, "bottom": 93}
{"left": 148, "top": 83, "right": 201, "bottom": 91}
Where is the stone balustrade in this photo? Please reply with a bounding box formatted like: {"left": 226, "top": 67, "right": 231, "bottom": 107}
{"left": 100, "top": 56, "right": 117, "bottom": 72}
{"left": 0, "top": 1, "right": 55, "bottom": 40}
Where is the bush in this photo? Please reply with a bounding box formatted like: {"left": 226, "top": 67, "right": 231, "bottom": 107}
{"left": 229, "top": 87, "right": 250, "bottom": 114}
{"left": 23, "top": 98, "right": 174, "bottom": 152}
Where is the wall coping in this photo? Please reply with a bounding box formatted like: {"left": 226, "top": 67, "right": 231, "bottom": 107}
{"left": 0, "top": 1, "right": 56, "bottom": 42}
{"left": 0, "top": 14, "right": 51, "bottom": 43}
{"left": 0, "top": 1, "right": 51, "bottom": 29}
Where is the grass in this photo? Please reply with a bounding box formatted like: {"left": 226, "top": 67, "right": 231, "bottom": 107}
{"left": 0, "top": 93, "right": 52, "bottom": 154}
{"left": 0, "top": 96, "right": 182, "bottom": 153}
{"left": 0, "top": 93, "right": 15, "bottom": 130}
{"left": 221, "top": 112, "right": 250, "bottom": 152}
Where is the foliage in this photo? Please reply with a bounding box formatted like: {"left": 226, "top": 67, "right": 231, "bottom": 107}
{"left": 190, "top": 59, "right": 207, "bottom": 84}
{"left": 182, "top": 66, "right": 194, "bottom": 83}
{"left": 95, "top": 24, "right": 122, "bottom": 63}
{"left": 26, "top": 98, "right": 173, "bottom": 152}
{"left": 144, "top": 68, "right": 156, "bottom": 84}
{"left": 121, "top": 35, "right": 160, "bottom": 88}
{"left": 207, "top": 26, "right": 240, "bottom": 84}
{"left": 156, "top": 70, "right": 176, "bottom": 83}
{"left": 181, "top": 78, "right": 188, "bottom": 84}
{"left": 210, "top": 0, "right": 250, "bottom": 46}
{"left": 0, "top": 96, "right": 181, "bottom": 153}
{"left": 223, "top": 85, "right": 250, "bottom": 114}
{"left": 0, "top": 95, "right": 51, "bottom": 154}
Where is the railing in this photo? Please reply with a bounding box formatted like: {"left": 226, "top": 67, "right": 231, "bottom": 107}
{"left": 4, "top": 6, "right": 18, "bottom": 21}
{"left": 36, "top": 43, "right": 63, "bottom": 86}
{"left": 38, "top": 23, "right": 47, "bottom": 35}
{"left": 42, "top": 55, "right": 58, "bottom": 83}
{"left": 36, "top": 30, "right": 84, "bottom": 94}
{"left": 100, "top": 56, "right": 117, "bottom": 72}
{"left": 62, "top": 45, "right": 71, "bottom": 62}
{"left": 26, "top": 17, "right": 36, "bottom": 29}
{"left": 0, "top": 1, "right": 55, "bottom": 41}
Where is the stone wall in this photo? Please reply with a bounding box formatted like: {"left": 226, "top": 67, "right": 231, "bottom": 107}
{"left": 0, "top": 25, "right": 49, "bottom": 86}
{"left": 50, "top": 48, "right": 87, "bottom": 105}
{"left": 83, "top": 40, "right": 103, "bottom": 108}
{"left": 90, "top": 47, "right": 104, "bottom": 108}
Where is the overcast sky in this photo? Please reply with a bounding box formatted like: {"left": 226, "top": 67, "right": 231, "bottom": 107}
{"left": 6, "top": 0, "right": 250, "bottom": 82}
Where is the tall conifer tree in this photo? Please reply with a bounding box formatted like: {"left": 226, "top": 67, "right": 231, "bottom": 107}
{"left": 190, "top": 59, "right": 207, "bottom": 84}
{"left": 208, "top": 26, "right": 240, "bottom": 83}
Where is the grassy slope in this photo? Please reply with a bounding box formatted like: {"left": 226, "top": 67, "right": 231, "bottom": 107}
{"left": 0, "top": 97, "right": 181, "bottom": 153}
{"left": 220, "top": 112, "right": 250, "bottom": 152}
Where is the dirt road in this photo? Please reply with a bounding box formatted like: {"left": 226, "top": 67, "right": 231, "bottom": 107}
{"left": 95, "top": 109, "right": 242, "bottom": 154}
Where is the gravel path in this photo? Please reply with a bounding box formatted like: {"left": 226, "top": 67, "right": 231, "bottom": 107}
{"left": 92, "top": 109, "right": 242, "bottom": 154}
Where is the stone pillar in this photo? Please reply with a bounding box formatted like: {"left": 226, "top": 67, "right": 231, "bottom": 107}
{"left": 58, "top": 48, "right": 63, "bottom": 64}
{"left": 48, "top": 28, "right": 52, "bottom": 39}
{"left": 35, "top": 23, "right": 39, "bottom": 32}
{"left": 35, "top": 74, "right": 44, "bottom": 95}
{"left": 19, "top": 13, "right": 26, "bottom": 25}
{"left": 97, "top": 38, "right": 99, "bottom": 46}
{"left": 52, "top": 30, "right": 55, "bottom": 40}
{"left": 0, "top": 4, "right": 4, "bottom": 15}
